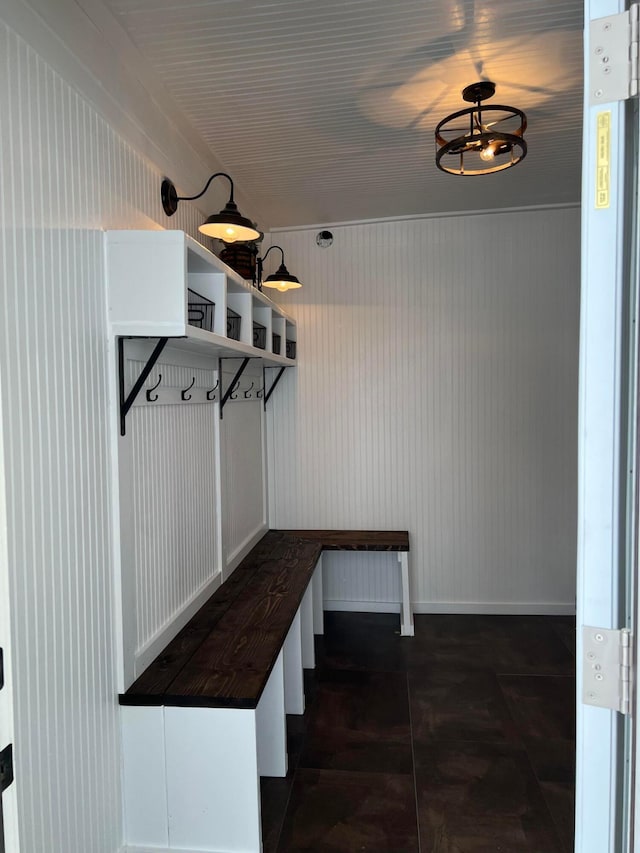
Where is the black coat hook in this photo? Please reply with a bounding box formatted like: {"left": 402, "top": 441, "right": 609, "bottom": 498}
{"left": 243, "top": 381, "right": 255, "bottom": 399}
{"left": 206, "top": 379, "right": 219, "bottom": 401}
{"left": 256, "top": 385, "right": 264, "bottom": 398}
{"left": 146, "top": 374, "right": 162, "bottom": 402}
{"left": 230, "top": 380, "right": 240, "bottom": 400}
{"left": 181, "top": 377, "right": 196, "bottom": 401}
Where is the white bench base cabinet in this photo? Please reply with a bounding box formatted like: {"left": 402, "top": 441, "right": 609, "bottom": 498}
{"left": 122, "top": 651, "right": 289, "bottom": 852}
{"left": 119, "top": 536, "right": 412, "bottom": 852}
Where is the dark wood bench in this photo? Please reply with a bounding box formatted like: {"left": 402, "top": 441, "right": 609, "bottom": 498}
{"left": 277, "top": 528, "right": 409, "bottom": 550}
{"left": 119, "top": 528, "right": 412, "bottom": 853}
{"left": 120, "top": 530, "right": 321, "bottom": 709}
{"left": 277, "top": 528, "right": 413, "bottom": 637}
{"left": 121, "top": 529, "right": 412, "bottom": 710}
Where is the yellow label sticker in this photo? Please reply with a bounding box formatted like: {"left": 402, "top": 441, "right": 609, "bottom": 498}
{"left": 596, "top": 111, "right": 611, "bottom": 209}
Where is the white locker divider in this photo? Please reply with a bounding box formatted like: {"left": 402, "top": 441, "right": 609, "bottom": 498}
{"left": 312, "top": 556, "right": 325, "bottom": 635}
{"left": 283, "top": 610, "right": 305, "bottom": 715}
{"left": 300, "top": 583, "right": 315, "bottom": 669}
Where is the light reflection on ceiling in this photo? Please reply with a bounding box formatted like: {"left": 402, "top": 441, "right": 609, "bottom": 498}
{"left": 102, "top": 0, "right": 584, "bottom": 227}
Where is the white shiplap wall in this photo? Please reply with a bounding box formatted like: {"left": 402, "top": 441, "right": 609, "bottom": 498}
{"left": 0, "top": 18, "right": 208, "bottom": 853}
{"left": 268, "top": 209, "right": 580, "bottom": 613}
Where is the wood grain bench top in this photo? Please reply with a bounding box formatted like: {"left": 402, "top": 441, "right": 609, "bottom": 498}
{"left": 275, "top": 529, "right": 410, "bottom": 551}
{"left": 120, "top": 530, "right": 321, "bottom": 709}
{"left": 119, "top": 528, "right": 407, "bottom": 710}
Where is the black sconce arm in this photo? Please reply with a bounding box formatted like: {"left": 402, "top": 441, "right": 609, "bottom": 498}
{"left": 161, "top": 172, "right": 238, "bottom": 218}
{"left": 256, "top": 245, "right": 285, "bottom": 285}
{"left": 173, "top": 172, "right": 235, "bottom": 204}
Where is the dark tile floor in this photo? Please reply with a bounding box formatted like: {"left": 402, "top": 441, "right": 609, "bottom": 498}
{"left": 261, "top": 612, "right": 576, "bottom": 853}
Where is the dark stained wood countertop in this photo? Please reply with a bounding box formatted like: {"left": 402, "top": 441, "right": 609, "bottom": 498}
{"left": 120, "top": 528, "right": 408, "bottom": 710}
{"left": 275, "top": 529, "right": 410, "bottom": 551}
{"left": 120, "top": 531, "right": 321, "bottom": 709}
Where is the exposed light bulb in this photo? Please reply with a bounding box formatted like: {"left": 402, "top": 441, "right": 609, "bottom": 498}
{"left": 479, "top": 145, "right": 496, "bottom": 162}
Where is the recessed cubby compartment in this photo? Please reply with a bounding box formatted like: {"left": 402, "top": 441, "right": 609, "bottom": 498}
{"left": 271, "top": 315, "right": 286, "bottom": 355}
{"left": 227, "top": 288, "right": 253, "bottom": 347}
{"left": 285, "top": 321, "right": 297, "bottom": 361}
{"left": 253, "top": 305, "right": 271, "bottom": 351}
{"left": 187, "top": 268, "right": 226, "bottom": 337}
{"left": 253, "top": 321, "right": 267, "bottom": 349}
{"left": 226, "top": 306, "right": 242, "bottom": 341}
{"left": 187, "top": 288, "right": 216, "bottom": 333}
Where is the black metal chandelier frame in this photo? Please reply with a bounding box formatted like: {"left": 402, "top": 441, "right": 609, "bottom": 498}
{"left": 435, "top": 82, "right": 527, "bottom": 176}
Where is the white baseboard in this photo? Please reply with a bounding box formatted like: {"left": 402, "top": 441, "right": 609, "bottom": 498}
{"left": 118, "top": 847, "right": 224, "bottom": 853}
{"left": 323, "top": 599, "right": 576, "bottom": 616}
{"left": 413, "top": 601, "right": 576, "bottom": 616}
{"left": 324, "top": 599, "right": 401, "bottom": 614}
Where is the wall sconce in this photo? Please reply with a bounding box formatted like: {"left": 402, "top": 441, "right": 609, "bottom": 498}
{"left": 161, "top": 173, "right": 261, "bottom": 242}
{"left": 435, "top": 81, "right": 527, "bottom": 176}
{"left": 257, "top": 246, "right": 302, "bottom": 292}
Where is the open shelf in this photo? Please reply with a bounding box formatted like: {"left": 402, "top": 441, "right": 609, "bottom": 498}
{"left": 168, "top": 326, "right": 292, "bottom": 367}
{"left": 106, "top": 229, "right": 297, "bottom": 366}
{"left": 107, "top": 229, "right": 297, "bottom": 434}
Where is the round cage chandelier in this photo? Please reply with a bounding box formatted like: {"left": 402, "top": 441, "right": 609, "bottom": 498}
{"left": 435, "top": 81, "right": 527, "bottom": 176}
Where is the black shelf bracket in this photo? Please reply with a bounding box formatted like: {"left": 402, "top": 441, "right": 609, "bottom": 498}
{"left": 0, "top": 743, "right": 13, "bottom": 793}
{"left": 118, "top": 336, "right": 168, "bottom": 436}
{"left": 263, "top": 366, "right": 287, "bottom": 409}
{"left": 219, "top": 357, "right": 257, "bottom": 418}
{"left": 0, "top": 742, "right": 13, "bottom": 853}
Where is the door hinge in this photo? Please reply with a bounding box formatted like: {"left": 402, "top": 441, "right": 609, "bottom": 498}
{"left": 582, "top": 626, "right": 632, "bottom": 714}
{"left": 590, "top": 3, "right": 639, "bottom": 104}
{"left": 0, "top": 745, "right": 13, "bottom": 793}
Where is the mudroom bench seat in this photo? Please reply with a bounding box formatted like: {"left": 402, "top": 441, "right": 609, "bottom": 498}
{"left": 119, "top": 528, "right": 412, "bottom": 853}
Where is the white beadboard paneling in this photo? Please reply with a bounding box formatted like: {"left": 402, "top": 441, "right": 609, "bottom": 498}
{"left": 0, "top": 0, "right": 259, "bottom": 230}
{"left": 268, "top": 209, "right": 580, "bottom": 612}
{"left": 0, "top": 356, "right": 19, "bottom": 851}
{"left": 0, "top": 17, "right": 209, "bottom": 853}
{"left": 126, "top": 361, "right": 219, "bottom": 655}
{"left": 322, "top": 552, "right": 401, "bottom": 609}
{"left": 221, "top": 395, "right": 266, "bottom": 569}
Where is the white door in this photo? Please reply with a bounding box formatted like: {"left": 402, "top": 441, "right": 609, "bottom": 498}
{"left": 0, "top": 371, "right": 19, "bottom": 852}
{"left": 576, "top": 1, "right": 639, "bottom": 851}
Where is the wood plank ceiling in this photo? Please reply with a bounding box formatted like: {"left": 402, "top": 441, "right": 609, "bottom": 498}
{"left": 103, "top": 0, "right": 584, "bottom": 228}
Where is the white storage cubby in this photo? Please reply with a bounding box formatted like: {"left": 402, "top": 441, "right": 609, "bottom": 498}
{"left": 285, "top": 320, "right": 297, "bottom": 360}
{"left": 106, "top": 229, "right": 296, "bottom": 366}
{"left": 272, "top": 314, "right": 287, "bottom": 357}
